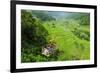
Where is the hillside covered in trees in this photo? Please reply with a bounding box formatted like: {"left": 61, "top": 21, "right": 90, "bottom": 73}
{"left": 21, "top": 10, "right": 90, "bottom": 63}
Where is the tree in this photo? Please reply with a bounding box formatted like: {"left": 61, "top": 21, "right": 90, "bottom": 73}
{"left": 21, "top": 10, "right": 49, "bottom": 48}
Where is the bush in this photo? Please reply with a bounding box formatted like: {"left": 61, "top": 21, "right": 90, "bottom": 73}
{"left": 72, "top": 27, "right": 90, "bottom": 41}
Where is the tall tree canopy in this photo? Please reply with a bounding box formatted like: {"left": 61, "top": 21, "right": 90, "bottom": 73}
{"left": 21, "top": 10, "right": 48, "bottom": 48}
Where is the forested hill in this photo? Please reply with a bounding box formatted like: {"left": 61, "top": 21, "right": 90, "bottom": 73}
{"left": 27, "top": 10, "right": 90, "bottom": 25}
{"left": 31, "top": 10, "right": 68, "bottom": 21}
{"left": 65, "top": 13, "right": 90, "bottom": 25}
{"left": 21, "top": 10, "right": 90, "bottom": 62}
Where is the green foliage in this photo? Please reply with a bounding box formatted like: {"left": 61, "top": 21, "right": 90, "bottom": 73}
{"left": 31, "top": 11, "right": 56, "bottom": 21}
{"left": 71, "top": 25, "right": 90, "bottom": 41}
{"left": 21, "top": 10, "right": 48, "bottom": 48}
{"left": 21, "top": 10, "right": 62, "bottom": 62}
{"left": 67, "top": 13, "right": 90, "bottom": 25}
{"left": 21, "top": 10, "right": 90, "bottom": 62}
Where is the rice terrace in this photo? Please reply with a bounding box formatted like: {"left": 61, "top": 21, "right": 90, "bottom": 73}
{"left": 21, "top": 10, "right": 90, "bottom": 63}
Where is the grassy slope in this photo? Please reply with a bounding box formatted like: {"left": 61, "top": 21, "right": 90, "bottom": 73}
{"left": 43, "top": 20, "right": 90, "bottom": 61}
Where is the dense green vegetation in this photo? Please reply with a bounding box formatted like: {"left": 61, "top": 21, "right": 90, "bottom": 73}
{"left": 21, "top": 10, "right": 90, "bottom": 63}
